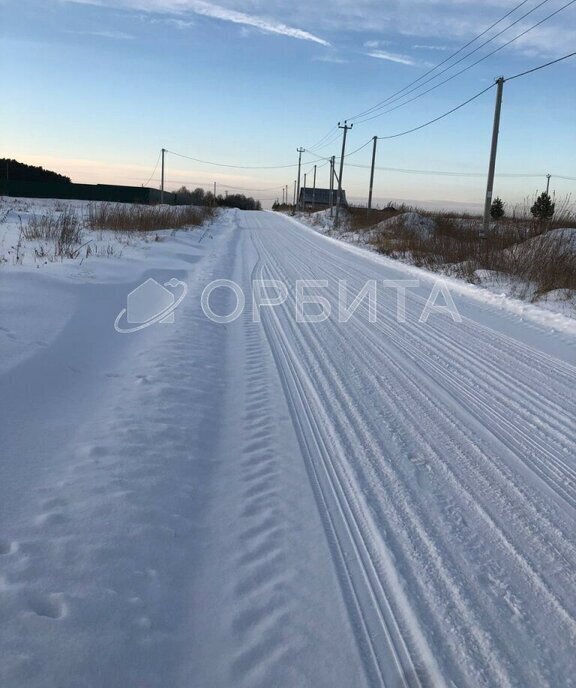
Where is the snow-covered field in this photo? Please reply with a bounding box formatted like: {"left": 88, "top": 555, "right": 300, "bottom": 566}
{"left": 1, "top": 199, "right": 576, "bottom": 687}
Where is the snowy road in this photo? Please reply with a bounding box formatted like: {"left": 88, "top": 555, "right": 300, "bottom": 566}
{"left": 1, "top": 209, "right": 575, "bottom": 687}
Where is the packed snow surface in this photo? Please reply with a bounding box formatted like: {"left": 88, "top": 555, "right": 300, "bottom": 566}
{"left": 1, "top": 205, "right": 576, "bottom": 687}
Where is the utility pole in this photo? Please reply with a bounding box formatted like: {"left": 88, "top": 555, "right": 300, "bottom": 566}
{"left": 303, "top": 173, "right": 307, "bottom": 211}
{"left": 482, "top": 77, "right": 504, "bottom": 238}
{"left": 312, "top": 164, "right": 317, "bottom": 210}
{"left": 293, "top": 180, "right": 297, "bottom": 207}
{"left": 295, "top": 147, "right": 305, "bottom": 212}
{"left": 160, "top": 148, "right": 166, "bottom": 204}
{"left": 334, "top": 121, "right": 352, "bottom": 227}
{"left": 367, "top": 135, "right": 378, "bottom": 216}
{"left": 329, "top": 156, "right": 335, "bottom": 217}
{"left": 546, "top": 173, "right": 551, "bottom": 195}
{"left": 214, "top": 181, "right": 217, "bottom": 197}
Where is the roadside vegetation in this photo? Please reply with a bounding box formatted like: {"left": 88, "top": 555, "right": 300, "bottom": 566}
{"left": 0, "top": 198, "right": 215, "bottom": 265}
{"left": 86, "top": 202, "right": 214, "bottom": 232}
{"left": 277, "top": 193, "right": 576, "bottom": 305}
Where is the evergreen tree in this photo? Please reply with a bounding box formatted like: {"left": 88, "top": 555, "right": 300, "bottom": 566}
{"left": 490, "top": 197, "right": 505, "bottom": 219}
{"left": 530, "top": 192, "right": 555, "bottom": 221}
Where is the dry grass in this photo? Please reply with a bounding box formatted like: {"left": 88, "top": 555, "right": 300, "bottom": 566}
{"left": 22, "top": 207, "right": 83, "bottom": 258}
{"left": 371, "top": 211, "right": 576, "bottom": 299}
{"left": 347, "top": 205, "right": 403, "bottom": 232}
{"left": 86, "top": 203, "right": 215, "bottom": 232}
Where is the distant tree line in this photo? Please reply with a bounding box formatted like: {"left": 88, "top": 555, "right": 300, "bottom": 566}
{"left": 176, "top": 186, "right": 261, "bottom": 211}
{"left": 1, "top": 159, "right": 71, "bottom": 183}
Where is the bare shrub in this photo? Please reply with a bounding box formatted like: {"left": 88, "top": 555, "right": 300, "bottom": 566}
{"left": 23, "top": 207, "right": 83, "bottom": 258}
{"left": 370, "top": 210, "right": 576, "bottom": 299}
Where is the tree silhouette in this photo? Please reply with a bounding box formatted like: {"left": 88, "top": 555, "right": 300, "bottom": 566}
{"left": 530, "top": 192, "right": 555, "bottom": 221}
{"left": 490, "top": 197, "right": 505, "bottom": 219}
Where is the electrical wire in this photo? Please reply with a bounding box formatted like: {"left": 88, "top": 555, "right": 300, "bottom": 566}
{"left": 166, "top": 149, "right": 297, "bottom": 169}
{"left": 354, "top": 0, "right": 576, "bottom": 124}
{"left": 142, "top": 151, "right": 161, "bottom": 187}
{"left": 345, "top": 164, "right": 552, "bottom": 177}
{"left": 375, "top": 83, "right": 495, "bottom": 140}
{"left": 346, "top": 0, "right": 540, "bottom": 121}
{"left": 506, "top": 49, "right": 576, "bottom": 79}
{"left": 343, "top": 138, "right": 374, "bottom": 159}
{"left": 306, "top": 126, "right": 339, "bottom": 151}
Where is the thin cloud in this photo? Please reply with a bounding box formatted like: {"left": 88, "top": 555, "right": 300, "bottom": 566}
{"left": 65, "top": 0, "right": 330, "bottom": 45}
{"left": 66, "top": 29, "right": 135, "bottom": 39}
{"left": 188, "top": 1, "right": 330, "bottom": 45}
{"left": 366, "top": 50, "right": 418, "bottom": 66}
{"left": 314, "top": 53, "right": 348, "bottom": 64}
{"left": 413, "top": 44, "right": 450, "bottom": 51}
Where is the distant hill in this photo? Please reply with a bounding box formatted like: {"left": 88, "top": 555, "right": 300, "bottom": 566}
{"left": 0, "top": 159, "right": 71, "bottom": 183}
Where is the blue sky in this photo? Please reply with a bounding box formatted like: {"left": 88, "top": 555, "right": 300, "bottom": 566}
{"left": 1, "top": 0, "right": 575, "bottom": 209}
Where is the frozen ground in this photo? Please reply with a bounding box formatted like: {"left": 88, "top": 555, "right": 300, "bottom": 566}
{"left": 1, "top": 201, "right": 575, "bottom": 687}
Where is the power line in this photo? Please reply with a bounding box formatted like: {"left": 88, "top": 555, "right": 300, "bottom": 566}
{"left": 142, "top": 151, "right": 161, "bottom": 187}
{"left": 345, "top": 164, "right": 551, "bottom": 177}
{"left": 306, "top": 125, "right": 339, "bottom": 151}
{"left": 342, "top": 138, "right": 374, "bottom": 158}
{"left": 166, "top": 149, "right": 298, "bottom": 169}
{"left": 375, "top": 83, "right": 495, "bottom": 140}
{"left": 359, "top": 50, "right": 576, "bottom": 142}
{"left": 347, "top": 0, "right": 541, "bottom": 121}
{"left": 354, "top": 0, "right": 575, "bottom": 124}
{"left": 506, "top": 49, "right": 576, "bottom": 80}
{"left": 305, "top": 130, "right": 343, "bottom": 153}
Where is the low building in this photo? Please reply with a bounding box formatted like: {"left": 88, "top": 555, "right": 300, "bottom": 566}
{"left": 298, "top": 187, "right": 347, "bottom": 208}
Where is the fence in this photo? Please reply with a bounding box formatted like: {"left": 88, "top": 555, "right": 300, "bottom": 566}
{"left": 0, "top": 180, "right": 179, "bottom": 205}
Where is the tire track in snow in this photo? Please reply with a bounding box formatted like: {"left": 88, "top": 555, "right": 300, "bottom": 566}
{"left": 251, "top": 235, "right": 445, "bottom": 688}
{"left": 250, "top": 216, "right": 576, "bottom": 685}
{"left": 281, "top": 232, "right": 576, "bottom": 513}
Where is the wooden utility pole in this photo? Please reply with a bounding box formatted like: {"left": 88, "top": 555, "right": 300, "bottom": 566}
{"left": 160, "top": 148, "right": 166, "bottom": 204}
{"left": 367, "top": 136, "right": 378, "bottom": 215}
{"left": 303, "top": 173, "right": 307, "bottom": 210}
{"left": 482, "top": 77, "right": 504, "bottom": 238}
{"left": 334, "top": 121, "right": 352, "bottom": 227}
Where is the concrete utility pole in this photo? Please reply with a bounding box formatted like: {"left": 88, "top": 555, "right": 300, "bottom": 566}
{"left": 334, "top": 121, "right": 353, "bottom": 227}
{"left": 482, "top": 77, "right": 504, "bottom": 238}
{"left": 295, "top": 147, "right": 305, "bottom": 212}
{"left": 293, "top": 180, "right": 297, "bottom": 207}
{"left": 160, "top": 148, "right": 166, "bottom": 204}
{"left": 214, "top": 181, "right": 217, "bottom": 198}
{"left": 303, "top": 173, "right": 307, "bottom": 211}
{"left": 367, "top": 135, "right": 378, "bottom": 215}
{"left": 312, "top": 164, "right": 317, "bottom": 209}
{"left": 546, "top": 173, "right": 551, "bottom": 194}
